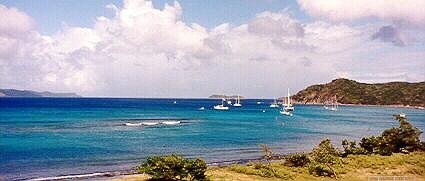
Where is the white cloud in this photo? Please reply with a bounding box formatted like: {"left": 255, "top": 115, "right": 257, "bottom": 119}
{"left": 0, "top": 0, "right": 423, "bottom": 97}
{"left": 297, "top": 0, "right": 425, "bottom": 25}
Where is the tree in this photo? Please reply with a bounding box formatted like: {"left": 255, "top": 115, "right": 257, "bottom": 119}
{"left": 138, "top": 154, "right": 207, "bottom": 181}
{"left": 358, "top": 115, "right": 423, "bottom": 155}
{"left": 308, "top": 139, "right": 341, "bottom": 179}
{"left": 260, "top": 144, "right": 276, "bottom": 173}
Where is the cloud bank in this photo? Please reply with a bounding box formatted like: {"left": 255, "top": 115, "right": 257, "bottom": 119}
{"left": 297, "top": 0, "right": 425, "bottom": 25}
{"left": 0, "top": 0, "right": 424, "bottom": 97}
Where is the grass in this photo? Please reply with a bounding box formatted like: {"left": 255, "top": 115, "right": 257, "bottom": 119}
{"left": 113, "top": 152, "right": 425, "bottom": 181}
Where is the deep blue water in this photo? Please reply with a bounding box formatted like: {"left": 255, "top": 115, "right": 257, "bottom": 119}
{"left": 0, "top": 98, "right": 424, "bottom": 180}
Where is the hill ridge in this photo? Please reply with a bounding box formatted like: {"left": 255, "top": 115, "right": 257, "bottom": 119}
{"left": 292, "top": 78, "right": 425, "bottom": 107}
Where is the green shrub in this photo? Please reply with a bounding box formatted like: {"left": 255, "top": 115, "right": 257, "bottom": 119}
{"left": 307, "top": 162, "right": 334, "bottom": 177}
{"left": 358, "top": 116, "right": 423, "bottom": 156}
{"left": 137, "top": 154, "right": 207, "bottom": 181}
{"left": 308, "top": 139, "right": 341, "bottom": 178}
{"left": 284, "top": 153, "right": 310, "bottom": 167}
{"left": 185, "top": 158, "right": 207, "bottom": 180}
{"left": 341, "top": 139, "right": 366, "bottom": 157}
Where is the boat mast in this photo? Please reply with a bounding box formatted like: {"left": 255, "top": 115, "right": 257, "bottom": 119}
{"left": 287, "top": 88, "right": 291, "bottom": 107}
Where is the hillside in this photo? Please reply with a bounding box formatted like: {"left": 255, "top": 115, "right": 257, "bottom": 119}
{"left": 292, "top": 79, "right": 425, "bottom": 107}
{"left": 0, "top": 89, "right": 81, "bottom": 97}
{"left": 208, "top": 94, "right": 244, "bottom": 99}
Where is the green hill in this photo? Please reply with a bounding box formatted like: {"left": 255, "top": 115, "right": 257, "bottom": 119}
{"left": 292, "top": 79, "right": 425, "bottom": 107}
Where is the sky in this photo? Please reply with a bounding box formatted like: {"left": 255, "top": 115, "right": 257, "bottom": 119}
{"left": 0, "top": 0, "right": 424, "bottom": 98}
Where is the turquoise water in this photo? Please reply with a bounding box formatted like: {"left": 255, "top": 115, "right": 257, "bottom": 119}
{"left": 0, "top": 98, "right": 424, "bottom": 180}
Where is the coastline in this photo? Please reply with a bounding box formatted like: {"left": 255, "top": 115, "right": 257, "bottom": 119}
{"left": 295, "top": 102, "right": 425, "bottom": 110}
{"left": 26, "top": 156, "right": 269, "bottom": 181}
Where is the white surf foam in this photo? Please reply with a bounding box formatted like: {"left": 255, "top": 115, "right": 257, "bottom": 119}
{"left": 142, "top": 122, "right": 159, "bottom": 126}
{"left": 29, "top": 172, "right": 109, "bottom": 181}
{"left": 125, "top": 122, "right": 143, "bottom": 126}
{"left": 161, "top": 121, "right": 181, "bottom": 125}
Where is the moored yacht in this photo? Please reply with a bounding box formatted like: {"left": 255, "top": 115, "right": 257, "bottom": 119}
{"left": 233, "top": 95, "right": 242, "bottom": 107}
{"left": 214, "top": 98, "right": 229, "bottom": 110}
{"left": 281, "top": 89, "right": 294, "bottom": 116}
{"left": 270, "top": 99, "right": 279, "bottom": 108}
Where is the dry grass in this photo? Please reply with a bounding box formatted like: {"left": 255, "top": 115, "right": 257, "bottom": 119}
{"left": 112, "top": 152, "right": 425, "bottom": 181}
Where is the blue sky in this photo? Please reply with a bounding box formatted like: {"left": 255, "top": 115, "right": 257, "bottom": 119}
{"left": 1, "top": 0, "right": 309, "bottom": 35}
{"left": 0, "top": 0, "right": 424, "bottom": 97}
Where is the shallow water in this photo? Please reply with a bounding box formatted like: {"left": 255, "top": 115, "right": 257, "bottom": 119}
{"left": 0, "top": 98, "right": 424, "bottom": 180}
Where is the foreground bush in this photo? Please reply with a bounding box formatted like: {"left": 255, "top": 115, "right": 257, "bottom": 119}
{"left": 308, "top": 139, "right": 341, "bottom": 178}
{"left": 138, "top": 154, "right": 207, "bottom": 181}
{"left": 343, "top": 115, "right": 424, "bottom": 156}
{"left": 284, "top": 153, "right": 310, "bottom": 167}
{"left": 341, "top": 139, "right": 366, "bottom": 157}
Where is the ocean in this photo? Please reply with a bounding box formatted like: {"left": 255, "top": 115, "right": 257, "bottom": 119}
{"left": 1, "top": 98, "right": 424, "bottom": 180}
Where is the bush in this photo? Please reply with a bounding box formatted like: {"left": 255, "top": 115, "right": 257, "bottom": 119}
{"left": 284, "top": 153, "right": 310, "bottom": 167}
{"left": 138, "top": 154, "right": 207, "bottom": 181}
{"left": 307, "top": 162, "right": 334, "bottom": 177}
{"left": 308, "top": 139, "right": 341, "bottom": 178}
{"left": 358, "top": 116, "right": 423, "bottom": 156}
{"left": 341, "top": 139, "right": 366, "bottom": 157}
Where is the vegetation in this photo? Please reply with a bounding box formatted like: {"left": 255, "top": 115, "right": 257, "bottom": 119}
{"left": 292, "top": 78, "right": 425, "bottom": 107}
{"left": 137, "top": 154, "right": 207, "bottom": 181}
{"left": 307, "top": 139, "right": 341, "bottom": 178}
{"left": 131, "top": 117, "right": 424, "bottom": 181}
{"left": 343, "top": 115, "right": 424, "bottom": 156}
{"left": 209, "top": 152, "right": 425, "bottom": 181}
{"left": 284, "top": 153, "right": 310, "bottom": 167}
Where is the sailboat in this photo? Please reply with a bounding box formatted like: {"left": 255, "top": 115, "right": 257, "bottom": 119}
{"left": 280, "top": 89, "right": 294, "bottom": 116}
{"left": 214, "top": 98, "right": 229, "bottom": 110}
{"left": 329, "top": 96, "right": 338, "bottom": 111}
{"left": 269, "top": 99, "right": 279, "bottom": 108}
{"left": 284, "top": 88, "right": 294, "bottom": 111}
{"left": 227, "top": 100, "right": 232, "bottom": 105}
{"left": 323, "top": 99, "right": 329, "bottom": 110}
{"left": 233, "top": 95, "right": 242, "bottom": 107}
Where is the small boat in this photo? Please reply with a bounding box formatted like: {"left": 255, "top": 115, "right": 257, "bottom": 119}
{"left": 280, "top": 110, "right": 293, "bottom": 116}
{"left": 262, "top": 109, "right": 266, "bottom": 113}
{"left": 199, "top": 107, "right": 205, "bottom": 110}
{"left": 284, "top": 88, "right": 294, "bottom": 111}
{"left": 214, "top": 99, "right": 229, "bottom": 110}
{"left": 329, "top": 96, "right": 338, "bottom": 111}
{"left": 233, "top": 95, "right": 242, "bottom": 107}
{"left": 173, "top": 101, "right": 177, "bottom": 104}
{"left": 329, "top": 106, "right": 338, "bottom": 111}
{"left": 257, "top": 101, "right": 262, "bottom": 104}
{"left": 281, "top": 89, "right": 294, "bottom": 116}
{"left": 399, "top": 113, "right": 406, "bottom": 118}
{"left": 227, "top": 100, "right": 232, "bottom": 105}
{"left": 270, "top": 99, "right": 279, "bottom": 108}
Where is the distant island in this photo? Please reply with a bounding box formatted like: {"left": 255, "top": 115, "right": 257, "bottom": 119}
{"left": 0, "top": 89, "right": 81, "bottom": 97}
{"left": 292, "top": 78, "right": 425, "bottom": 107}
{"left": 208, "top": 94, "right": 244, "bottom": 99}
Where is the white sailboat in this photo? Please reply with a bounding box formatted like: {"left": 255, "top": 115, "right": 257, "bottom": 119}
{"left": 214, "top": 98, "right": 229, "bottom": 110}
{"left": 284, "top": 88, "right": 294, "bottom": 111}
{"left": 329, "top": 96, "right": 338, "bottom": 111}
{"left": 280, "top": 89, "right": 294, "bottom": 116}
{"left": 233, "top": 95, "right": 242, "bottom": 107}
{"left": 227, "top": 100, "right": 232, "bottom": 105}
{"left": 269, "top": 99, "right": 279, "bottom": 108}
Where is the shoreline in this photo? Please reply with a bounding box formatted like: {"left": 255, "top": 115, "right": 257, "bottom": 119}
{"left": 295, "top": 102, "right": 425, "bottom": 110}
{"left": 25, "top": 156, "right": 270, "bottom": 181}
